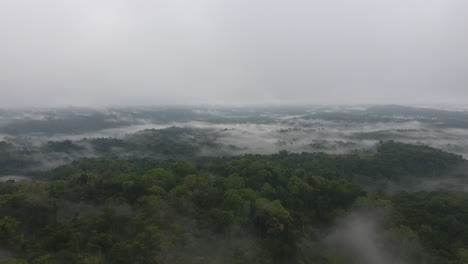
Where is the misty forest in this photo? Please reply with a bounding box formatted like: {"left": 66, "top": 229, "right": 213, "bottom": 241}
{"left": 2, "top": 0, "right": 468, "bottom": 263}
{"left": 0, "top": 105, "right": 468, "bottom": 264}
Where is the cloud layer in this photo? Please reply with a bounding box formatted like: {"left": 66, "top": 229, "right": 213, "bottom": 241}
{"left": 0, "top": 0, "right": 467, "bottom": 107}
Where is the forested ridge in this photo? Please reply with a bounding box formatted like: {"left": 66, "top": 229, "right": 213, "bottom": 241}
{"left": 1, "top": 141, "right": 468, "bottom": 263}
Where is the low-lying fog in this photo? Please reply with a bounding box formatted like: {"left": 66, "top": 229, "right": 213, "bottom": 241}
{"left": 0, "top": 175, "right": 31, "bottom": 182}
{"left": 1, "top": 105, "right": 468, "bottom": 172}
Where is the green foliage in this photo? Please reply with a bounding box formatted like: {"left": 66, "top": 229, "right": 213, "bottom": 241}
{"left": 42, "top": 140, "right": 84, "bottom": 153}
{"left": 393, "top": 191, "right": 468, "bottom": 261}
{"left": 0, "top": 142, "right": 467, "bottom": 263}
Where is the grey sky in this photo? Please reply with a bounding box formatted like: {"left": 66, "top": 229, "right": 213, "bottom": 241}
{"left": 0, "top": 0, "right": 467, "bottom": 107}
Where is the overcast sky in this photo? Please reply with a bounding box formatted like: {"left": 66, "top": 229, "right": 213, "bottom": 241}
{"left": 0, "top": 0, "right": 467, "bottom": 107}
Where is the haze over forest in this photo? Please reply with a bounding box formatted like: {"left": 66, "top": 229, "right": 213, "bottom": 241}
{"left": 1, "top": 1, "right": 468, "bottom": 264}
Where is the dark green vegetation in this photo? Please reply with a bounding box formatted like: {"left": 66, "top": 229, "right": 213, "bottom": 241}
{"left": 0, "top": 126, "right": 235, "bottom": 175}
{"left": 1, "top": 142, "right": 468, "bottom": 263}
